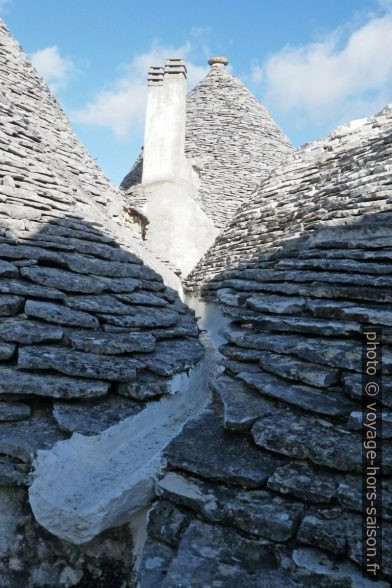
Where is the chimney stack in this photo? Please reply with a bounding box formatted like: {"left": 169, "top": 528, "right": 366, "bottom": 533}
{"left": 142, "top": 58, "right": 188, "bottom": 185}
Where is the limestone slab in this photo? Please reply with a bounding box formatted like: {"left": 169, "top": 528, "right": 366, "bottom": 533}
{"left": 267, "top": 463, "right": 341, "bottom": 503}
{"left": 138, "top": 338, "right": 204, "bottom": 376}
{"left": 252, "top": 409, "right": 364, "bottom": 472}
{"left": 53, "top": 396, "right": 144, "bottom": 435}
{"left": 21, "top": 266, "right": 107, "bottom": 294}
{"left": 25, "top": 300, "right": 99, "bottom": 329}
{"left": 257, "top": 350, "right": 340, "bottom": 388}
{"left": 239, "top": 369, "right": 354, "bottom": 416}
{"left": 0, "top": 342, "right": 15, "bottom": 359}
{"left": 0, "top": 401, "right": 31, "bottom": 421}
{"left": 0, "top": 367, "right": 109, "bottom": 399}
{"left": 212, "top": 374, "right": 275, "bottom": 431}
{"left": 0, "top": 278, "right": 66, "bottom": 300}
{"left": 0, "top": 294, "right": 24, "bottom": 315}
{"left": 18, "top": 346, "right": 143, "bottom": 381}
{"left": 66, "top": 329, "right": 155, "bottom": 354}
{"left": 0, "top": 318, "right": 63, "bottom": 344}
{"left": 165, "top": 404, "right": 287, "bottom": 487}
{"left": 157, "top": 471, "right": 304, "bottom": 542}
{"left": 0, "top": 407, "right": 66, "bottom": 462}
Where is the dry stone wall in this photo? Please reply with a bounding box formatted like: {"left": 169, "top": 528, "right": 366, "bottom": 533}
{"left": 186, "top": 105, "right": 392, "bottom": 295}
{"left": 122, "top": 62, "right": 293, "bottom": 230}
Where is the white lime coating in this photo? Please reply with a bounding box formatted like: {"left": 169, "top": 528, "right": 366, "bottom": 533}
{"left": 29, "top": 361, "right": 209, "bottom": 545}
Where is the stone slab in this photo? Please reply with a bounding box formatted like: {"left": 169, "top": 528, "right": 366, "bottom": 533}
{"left": 18, "top": 346, "right": 143, "bottom": 381}
{"left": 0, "top": 367, "right": 109, "bottom": 399}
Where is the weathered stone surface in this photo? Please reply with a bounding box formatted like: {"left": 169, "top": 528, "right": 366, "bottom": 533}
{"left": 62, "top": 252, "right": 158, "bottom": 280}
{"left": 100, "top": 307, "right": 179, "bottom": 328}
{"left": 148, "top": 499, "right": 191, "bottom": 548}
{"left": 224, "top": 327, "right": 388, "bottom": 373}
{"left": 215, "top": 287, "right": 245, "bottom": 307}
{"left": 239, "top": 369, "right": 354, "bottom": 416}
{"left": 0, "top": 342, "right": 15, "bottom": 360}
{"left": 0, "top": 367, "right": 109, "bottom": 398}
{"left": 0, "top": 278, "right": 66, "bottom": 300}
{"left": 157, "top": 471, "right": 304, "bottom": 541}
{"left": 252, "top": 409, "right": 364, "bottom": 472}
{"left": 0, "top": 401, "right": 30, "bottom": 422}
{"left": 150, "top": 519, "right": 297, "bottom": 588}
{"left": 146, "top": 321, "right": 199, "bottom": 339}
{"left": 0, "top": 242, "right": 64, "bottom": 264}
{"left": 115, "top": 291, "right": 168, "bottom": 306}
{"left": 0, "top": 318, "right": 63, "bottom": 344}
{"left": 139, "top": 338, "right": 204, "bottom": 376}
{"left": 65, "top": 294, "right": 134, "bottom": 315}
{"left": 338, "top": 475, "right": 392, "bottom": 521}
{"left": 165, "top": 404, "right": 287, "bottom": 487}
{"left": 267, "top": 463, "right": 341, "bottom": 503}
{"left": 186, "top": 105, "right": 392, "bottom": 295}
{"left": 346, "top": 521, "right": 392, "bottom": 577}
{"left": 220, "top": 343, "right": 261, "bottom": 362}
{"left": 222, "top": 358, "right": 263, "bottom": 376}
{"left": 225, "top": 306, "right": 362, "bottom": 336}
{"left": 66, "top": 329, "right": 155, "bottom": 354}
{"left": 290, "top": 547, "right": 389, "bottom": 587}
{"left": 246, "top": 293, "right": 307, "bottom": 315}
{"left": 0, "top": 456, "right": 29, "bottom": 485}
{"left": 0, "top": 406, "right": 66, "bottom": 462}
{"left": 236, "top": 267, "right": 392, "bottom": 288}
{"left": 99, "top": 276, "right": 142, "bottom": 293}
{"left": 348, "top": 410, "right": 392, "bottom": 438}
{"left": 308, "top": 298, "right": 392, "bottom": 327}
{"left": 212, "top": 374, "right": 275, "bottom": 431}
{"left": 297, "top": 508, "right": 361, "bottom": 556}
{"left": 139, "top": 538, "right": 176, "bottom": 588}
{"left": 0, "top": 294, "right": 24, "bottom": 316}
{"left": 25, "top": 299, "right": 99, "bottom": 328}
{"left": 0, "top": 259, "right": 18, "bottom": 277}
{"left": 20, "top": 265, "right": 107, "bottom": 294}
{"left": 343, "top": 372, "right": 392, "bottom": 408}
{"left": 116, "top": 373, "right": 171, "bottom": 400}
{"left": 257, "top": 350, "right": 340, "bottom": 388}
{"left": 18, "top": 346, "right": 143, "bottom": 381}
{"left": 53, "top": 395, "right": 144, "bottom": 435}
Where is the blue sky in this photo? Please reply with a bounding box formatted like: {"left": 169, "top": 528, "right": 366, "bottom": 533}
{"left": 2, "top": 0, "right": 392, "bottom": 184}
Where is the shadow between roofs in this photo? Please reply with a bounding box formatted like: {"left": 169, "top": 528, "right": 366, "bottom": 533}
{"left": 0, "top": 214, "right": 211, "bottom": 546}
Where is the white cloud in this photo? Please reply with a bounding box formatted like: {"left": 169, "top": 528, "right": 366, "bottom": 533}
{"left": 0, "top": 0, "right": 12, "bottom": 14}
{"left": 72, "top": 42, "right": 208, "bottom": 140}
{"left": 31, "top": 45, "right": 75, "bottom": 91}
{"left": 250, "top": 60, "right": 263, "bottom": 84}
{"left": 253, "top": 10, "right": 392, "bottom": 127}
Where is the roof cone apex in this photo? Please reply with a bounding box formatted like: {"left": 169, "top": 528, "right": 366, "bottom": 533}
{"left": 208, "top": 56, "right": 229, "bottom": 67}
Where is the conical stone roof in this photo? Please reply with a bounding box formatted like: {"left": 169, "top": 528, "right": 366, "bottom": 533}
{"left": 137, "top": 108, "right": 392, "bottom": 586}
{"left": 186, "top": 105, "right": 392, "bottom": 295}
{"left": 0, "top": 20, "right": 182, "bottom": 287}
{"left": 121, "top": 59, "right": 293, "bottom": 230}
{"left": 0, "top": 20, "right": 205, "bottom": 586}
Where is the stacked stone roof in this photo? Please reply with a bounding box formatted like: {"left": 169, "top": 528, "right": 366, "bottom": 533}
{"left": 186, "top": 105, "right": 392, "bottom": 295}
{"left": 138, "top": 110, "right": 392, "bottom": 586}
{"left": 0, "top": 20, "right": 205, "bottom": 585}
{"left": 121, "top": 61, "right": 293, "bottom": 229}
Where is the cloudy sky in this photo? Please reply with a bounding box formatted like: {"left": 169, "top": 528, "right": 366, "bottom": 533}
{"left": 2, "top": 0, "right": 392, "bottom": 184}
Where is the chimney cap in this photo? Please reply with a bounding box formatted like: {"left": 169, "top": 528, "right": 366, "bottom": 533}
{"left": 208, "top": 56, "right": 229, "bottom": 67}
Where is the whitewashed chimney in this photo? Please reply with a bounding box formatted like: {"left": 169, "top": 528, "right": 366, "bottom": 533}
{"left": 142, "top": 58, "right": 189, "bottom": 185}
{"left": 138, "top": 58, "right": 218, "bottom": 278}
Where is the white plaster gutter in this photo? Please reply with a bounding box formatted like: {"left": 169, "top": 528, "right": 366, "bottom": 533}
{"left": 29, "top": 362, "right": 209, "bottom": 545}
